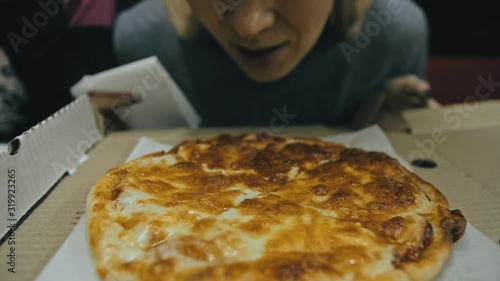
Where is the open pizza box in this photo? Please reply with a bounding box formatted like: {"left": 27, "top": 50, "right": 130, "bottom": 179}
{"left": 70, "top": 56, "right": 201, "bottom": 129}
{"left": 1, "top": 81, "right": 500, "bottom": 280}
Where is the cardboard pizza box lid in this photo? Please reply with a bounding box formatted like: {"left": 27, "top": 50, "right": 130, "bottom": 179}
{"left": 0, "top": 95, "right": 103, "bottom": 241}
{"left": 403, "top": 100, "right": 500, "bottom": 203}
{"left": 70, "top": 56, "right": 201, "bottom": 129}
{"left": 403, "top": 100, "right": 500, "bottom": 134}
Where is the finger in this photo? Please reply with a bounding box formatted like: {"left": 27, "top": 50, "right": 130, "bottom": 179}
{"left": 413, "top": 78, "right": 431, "bottom": 98}
{"left": 427, "top": 98, "right": 442, "bottom": 109}
{"left": 385, "top": 74, "right": 429, "bottom": 97}
{"left": 384, "top": 75, "right": 412, "bottom": 96}
{"left": 408, "top": 94, "right": 427, "bottom": 107}
{"left": 406, "top": 78, "right": 431, "bottom": 107}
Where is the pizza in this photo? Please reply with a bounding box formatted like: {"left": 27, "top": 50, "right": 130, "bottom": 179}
{"left": 86, "top": 134, "right": 466, "bottom": 281}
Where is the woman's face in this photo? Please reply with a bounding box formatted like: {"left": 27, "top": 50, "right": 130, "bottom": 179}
{"left": 188, "top": 0, "right": 334, "bottom": 82}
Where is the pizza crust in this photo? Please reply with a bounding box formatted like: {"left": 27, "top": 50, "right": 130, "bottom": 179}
{"left": 87, "top": 134, "right": 466, "bottom": 281}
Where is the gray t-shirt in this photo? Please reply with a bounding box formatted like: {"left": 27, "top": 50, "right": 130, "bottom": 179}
{"left": 114, "top": 0, "right": 428, "bottom": 126}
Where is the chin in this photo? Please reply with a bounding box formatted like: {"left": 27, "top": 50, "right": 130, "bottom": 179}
{"left": 241, "top": 66, "right": 294, "bottom": 83}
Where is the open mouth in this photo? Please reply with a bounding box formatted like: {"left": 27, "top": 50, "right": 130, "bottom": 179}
{"left": 236, "top": 42, "right": 288, "bottom": 60}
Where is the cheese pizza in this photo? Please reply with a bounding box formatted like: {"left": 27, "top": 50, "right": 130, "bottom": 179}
{"left": 86, "top": 134, "right": 466, "bottom": 281}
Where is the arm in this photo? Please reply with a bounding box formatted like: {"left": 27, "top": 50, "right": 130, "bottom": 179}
{"left": 351, "top": 0, "right": 436, "bottom": 129}
{"left": 383, "top": 0, "right": 438, "bottom": 109}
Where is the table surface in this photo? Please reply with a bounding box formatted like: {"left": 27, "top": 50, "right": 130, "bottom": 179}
{"left": 1, "top": 126, "right": 499, "bottom": 281}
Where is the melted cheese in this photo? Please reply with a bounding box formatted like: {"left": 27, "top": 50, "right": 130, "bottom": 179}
{"left": 87, "top": 134, "right": 466, "bottom": 281}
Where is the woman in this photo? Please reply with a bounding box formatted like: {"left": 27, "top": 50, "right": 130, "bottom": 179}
{"left": 114, "top": 0, "right": 431, "bottom": 127}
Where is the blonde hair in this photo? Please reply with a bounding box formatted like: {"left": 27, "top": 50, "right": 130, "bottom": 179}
{"left": 333, "top": 0, "right": 374, "bottom": 39}
{"left": 164, "top": 0, "right": 373, "bottom": 40}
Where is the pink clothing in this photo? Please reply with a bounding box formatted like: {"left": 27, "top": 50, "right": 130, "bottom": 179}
{"left": 65, "top": 0, "right": 115, "bottom": 27}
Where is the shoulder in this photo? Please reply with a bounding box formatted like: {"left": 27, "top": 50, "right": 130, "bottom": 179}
{"left": 367, "top": 0, "right": 428, "bottom": 45}
{"left": 114, "top": 0, "right": 180, "bottom": 64}
{"left": 343, "top": 0, "right": 428, "bottom": 56}
{"left": 359, "top": 0, "right": 428, "bottom": 77}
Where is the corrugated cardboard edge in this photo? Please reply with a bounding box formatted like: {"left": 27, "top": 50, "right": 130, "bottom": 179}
{"left": 403, "top": 100, "right": 500, "bottom": 134}
{"left": 403, "top": 100, "right": 500, "bottom": 203}
{"left": 0, "top": 95, "right": 103, "bottom": 242}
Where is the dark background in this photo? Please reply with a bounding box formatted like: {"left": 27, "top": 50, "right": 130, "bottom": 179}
{"left": 416, "top": 0, "right": 500, "bottom": 57}
{"left": 415, "top": 0, "right": 500, "bottom": 105}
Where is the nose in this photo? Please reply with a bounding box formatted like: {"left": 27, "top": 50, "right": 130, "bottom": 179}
{"left": 230, "top": 1, "right": 275, "bottom": 40}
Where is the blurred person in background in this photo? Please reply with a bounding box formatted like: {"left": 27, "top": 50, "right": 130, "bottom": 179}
{"left": 0, "top": 0, "right": 128, "bottom": 141}
{"left": 0, "top": 49, "right": 28, "bottom": 141}
{"left": 114, "top": 0, "right": 434, "bottom": 127}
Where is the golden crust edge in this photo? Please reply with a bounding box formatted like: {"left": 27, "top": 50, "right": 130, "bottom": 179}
{"left": 85, "top": 135, "right": 465, "bottom": 281}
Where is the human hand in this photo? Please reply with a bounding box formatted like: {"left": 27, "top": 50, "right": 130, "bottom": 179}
{"left": 384, "top": 74, "right": 440, "bottom": 109}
